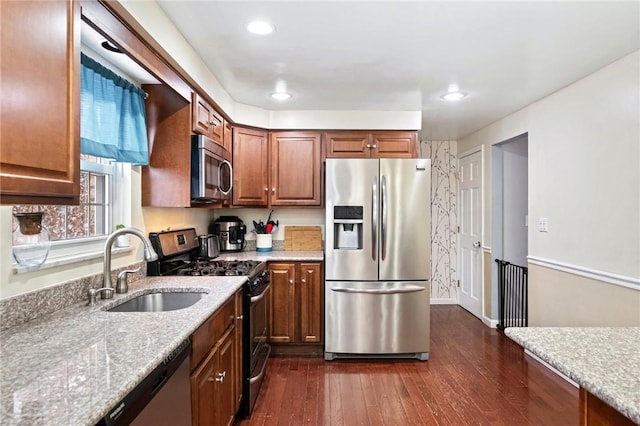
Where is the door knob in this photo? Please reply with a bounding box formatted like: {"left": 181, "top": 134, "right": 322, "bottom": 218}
{"left": 473, "top": 241, "right": 481, "bottom": 248}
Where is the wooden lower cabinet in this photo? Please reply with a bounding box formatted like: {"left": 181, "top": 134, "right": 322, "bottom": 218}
{"left": 191, "top": 290, "right": 242, "bottom": 426}
{"left": 580, "top": 388, "right": 635, "bottom": 426}
{"left": 268, "top": 262, "right": 323, "bottom": 355}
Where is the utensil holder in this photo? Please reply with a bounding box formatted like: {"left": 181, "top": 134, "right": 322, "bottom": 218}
{"left": 256, "top": 234, "right": 272, "bottom": 252}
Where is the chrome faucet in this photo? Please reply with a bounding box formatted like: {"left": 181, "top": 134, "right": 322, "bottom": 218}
{"left": 101, "top": 227, "right": 158, "bottom": 299}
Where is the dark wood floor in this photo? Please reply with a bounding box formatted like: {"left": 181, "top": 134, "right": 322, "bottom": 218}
{"left": 236, "top": 305, "right": 578, "bottom": 425}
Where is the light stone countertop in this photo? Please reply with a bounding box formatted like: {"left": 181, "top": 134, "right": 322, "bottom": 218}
{"left": 505, "top": 327, "right": 640, "bottom": 424}
{"left": 0, "top": 276, "right": 245, "bottom": 426}
{"left": 0, "top": 251, "right": 323, "bottom": 425}
{"left": 218, "top": 250, "right": 324, "bottom": 262}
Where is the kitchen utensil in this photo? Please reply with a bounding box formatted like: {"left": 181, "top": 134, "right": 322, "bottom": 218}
{"left": 266, "top": 223, "right": 273, "bottom": 234}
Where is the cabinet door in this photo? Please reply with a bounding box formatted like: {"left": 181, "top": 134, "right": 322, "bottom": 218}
{"left": 1, "top": 0, "right": 80, "bottom": 205}
{"left": 270, "top": 131, "right": 322, "bottom": 206}
{"left": 324, "top": 131, "right": 371, "bottom": 158}
{"left": 298, "top": 263, "right": 323, "bottom": 343}
{"left": 268, "top": 263, "right": 296, "bottom": 343}
{"left": 192, "top": 93, "right": 213, "bottom": 136}
{"left": 217, "top": 328, "right": 236, "bottom": 426}
{"left": 191, "top": 346, "right": 217, "bottom": 426}
{"left": 371, "top": 131, "right": 418, "bottom": 158}
{"left": 232, "top": 127, "right": 269, "bottom": 206}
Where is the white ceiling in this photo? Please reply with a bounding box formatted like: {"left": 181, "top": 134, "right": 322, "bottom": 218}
{"left": 155, "top": 2, "right": 639, "bottom": 139}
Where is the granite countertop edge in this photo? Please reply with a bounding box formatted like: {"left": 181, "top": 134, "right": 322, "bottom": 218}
{"left": 504, "top": 327, "right": 640, "bottom": 424}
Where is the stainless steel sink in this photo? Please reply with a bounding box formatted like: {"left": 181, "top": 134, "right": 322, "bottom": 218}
{"left": 107, "top": 291, "right": 205, "bottom": 312}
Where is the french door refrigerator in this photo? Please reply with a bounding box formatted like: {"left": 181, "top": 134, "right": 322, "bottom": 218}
{"left": 324, "top": 158, "right": 431, "bottom": 360}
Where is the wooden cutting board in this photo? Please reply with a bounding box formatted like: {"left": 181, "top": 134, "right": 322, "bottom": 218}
{"left": 284, "top": 226, "right": 323, "bottom": 251}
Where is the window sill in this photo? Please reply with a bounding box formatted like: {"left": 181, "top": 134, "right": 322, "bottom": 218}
{"left": 11, "top": 246, "right": 134, "bottom": 275}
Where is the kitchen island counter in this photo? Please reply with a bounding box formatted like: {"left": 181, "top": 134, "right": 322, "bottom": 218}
{"left": 0, "top": 276, "right": 246, "bottom": 426}
{"left": 505, "top": 327, "right": 640, "bottom": 424}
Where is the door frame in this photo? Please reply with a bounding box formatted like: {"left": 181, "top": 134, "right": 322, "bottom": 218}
{"left": 457, "top": 147, "right": 484, "bottom": 320}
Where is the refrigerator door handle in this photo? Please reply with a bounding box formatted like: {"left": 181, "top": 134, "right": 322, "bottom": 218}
{"left": 330, "top": 286, "right": 425, "bottom": 294}
{"left": 381, "top": 175, "right": 387, "bottom": 261}
{"left": 372, "top": 176, "right": 378, "bottom": 261}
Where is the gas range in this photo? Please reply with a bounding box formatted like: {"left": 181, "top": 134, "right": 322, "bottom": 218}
{"left": 147, "top": 228, "right": 264, "bottom": 279}
{"left": 175, "top": 259, "right": 262, "bottom": 277}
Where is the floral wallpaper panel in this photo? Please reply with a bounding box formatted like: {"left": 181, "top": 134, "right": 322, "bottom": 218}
{"left": 421, "top": 140, "right": 458, "bottom": 300}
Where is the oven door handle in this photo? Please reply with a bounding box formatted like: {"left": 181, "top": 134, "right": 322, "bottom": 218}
{"left": 249, "top": 281, "right": 271, "bottom": 304}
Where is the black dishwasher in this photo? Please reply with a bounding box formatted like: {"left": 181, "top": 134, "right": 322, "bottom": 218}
{"left": 96, "top": 339, "right": 192, "bottom": 426}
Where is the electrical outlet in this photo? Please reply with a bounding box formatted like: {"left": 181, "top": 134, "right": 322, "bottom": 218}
{"left": 538, "top": 217, "right": 549, "bottom": 232}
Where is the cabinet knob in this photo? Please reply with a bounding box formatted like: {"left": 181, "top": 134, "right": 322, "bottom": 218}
{"left": 289, "top": 279, "right": 293, "bottom": 285}
{"left": 236, "top": 315, "right": 243, "bottom": 321}
{"left": 366, "top": 144, "right": 371, "bottom": 148}
{"left": 210, "top": 371, "right": 226, "bottom": 383}
{"left": 272, "top": 187, "right": 275, "bottom": 193}
{"left": 372, "top": 144, "right": 377, "bottom": 149}
{"left": 264, "top": 187, "right": 268, "bottom": 193}
{"left": 301, "top": 278, "right": 306, "bottom": 283}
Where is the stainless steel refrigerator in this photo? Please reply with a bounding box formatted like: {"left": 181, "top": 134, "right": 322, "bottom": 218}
{"left": 324, "top": 158, "right": 431, "bottom": 360}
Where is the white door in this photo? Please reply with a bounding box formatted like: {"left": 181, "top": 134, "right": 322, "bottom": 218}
{"left": 459, "top": 151, "right": 482, "bottom": 319}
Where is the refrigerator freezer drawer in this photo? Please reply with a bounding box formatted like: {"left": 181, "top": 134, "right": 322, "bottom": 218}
{"left": 324, "top": 281, "right": 430, "bottom": 360}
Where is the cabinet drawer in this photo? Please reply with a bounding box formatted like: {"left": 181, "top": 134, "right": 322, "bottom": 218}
{"left": 192, "top": 297, "right": 235, "bottom": 369}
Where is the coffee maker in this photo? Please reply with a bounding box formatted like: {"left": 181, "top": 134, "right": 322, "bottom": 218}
{"left": 210, "top": 216, "right": 246, "bottom": 252}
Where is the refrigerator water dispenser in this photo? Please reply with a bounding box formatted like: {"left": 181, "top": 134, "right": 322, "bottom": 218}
{"left": 333, "top": 206, "right": 363, "bottom": 250}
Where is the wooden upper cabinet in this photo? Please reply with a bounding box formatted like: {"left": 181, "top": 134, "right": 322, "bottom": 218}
{"left": 325, "top": 131, "right": 418, "bottom": 159}
{"left": 371, "top": 131, "right": 418, "bottom": 158}
{"left": 269, "top": 131, "right": 322, "bottom": 206}
{"left": 232, "top": 127, "right": 269, "bottom": 207}
{"left": 192, "top": 92, "right": 223, "bottom": 144}
{"left": 223, "top": 120, "right": 233, "bottom": 154}
{"left": 142, "top": 84, "right": 192, "bottom": 207}
{"left": 1, "top": 0, "right": 80, "bottom": 205}
{"left": 324, "top": 131, "right": 371, "bottom": 158}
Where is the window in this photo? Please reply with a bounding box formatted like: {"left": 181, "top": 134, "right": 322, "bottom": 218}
{"left": 12, "top": 155, "right": 114, "bottom": 242}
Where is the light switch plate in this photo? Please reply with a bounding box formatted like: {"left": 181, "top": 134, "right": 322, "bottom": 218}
{"left": 538, "top": 217, "right": 548, "bottom": 232}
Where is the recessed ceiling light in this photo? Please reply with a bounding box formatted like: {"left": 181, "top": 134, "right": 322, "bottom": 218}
{"left": 441, "top": 91, "right": 466, "bottom": 101}
{"left": 271, "top": 92, "right": 292, "bottom": 101}
{"left": 246, "top": 21, "right": 275, "bottom": 35}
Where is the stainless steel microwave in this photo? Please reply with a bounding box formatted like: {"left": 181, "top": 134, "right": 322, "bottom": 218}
{"left": 191, "top": 134, "right": 232, "bottom": 202}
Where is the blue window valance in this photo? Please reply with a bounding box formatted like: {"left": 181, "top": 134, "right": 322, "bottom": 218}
{"left": 80, "top": 53, "right": 149, "bottom": 165}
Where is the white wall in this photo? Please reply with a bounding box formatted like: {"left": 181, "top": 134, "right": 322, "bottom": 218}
{"left": 502, "top": 136, "right": 528, "bottom": 266}
{"left": 459, "top": 50, "right": 640, "bottom": 325}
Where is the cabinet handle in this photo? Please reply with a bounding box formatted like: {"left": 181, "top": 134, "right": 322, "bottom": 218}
{"left": 372, "top": 144, "right": 377, "bottom": 148}
{"left": 236, "top": 315, "right": 243, "bottom": 320}
{"left": 301, "top": 278, "right": 306, "bottom": 284}
{"left": 210, "top": 371, "right": 226, "bottom": 383}
{"left": 272, "top": 187, "right": 275, "bottom": 193}
{"left": 366, "top": 144, "right": 371, "bottom": 148}
{"left": 289, "top": 279, "right": 293, "bottom": 285}
{"left": 264, "top": 187, "right": 268, "bottom": 193}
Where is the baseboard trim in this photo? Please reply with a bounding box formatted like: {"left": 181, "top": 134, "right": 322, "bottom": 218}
{"left": 525, "top": 349, "right": 579, "bottom": 388}
{"left": 482, "top": 316, "right": 498, "bottom": 328}
{"left": 527, "top": 256, "right": 639, "bottom": 291}
{"left": 430, "top": 298, "right": 457, "bottom": 304}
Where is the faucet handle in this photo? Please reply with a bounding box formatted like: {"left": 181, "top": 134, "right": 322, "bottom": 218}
{"left": 116, "top": 268, "right": 140, "bottom": 294}
{"left": 87, "top": 287, "right": 115, "bottom": 306}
